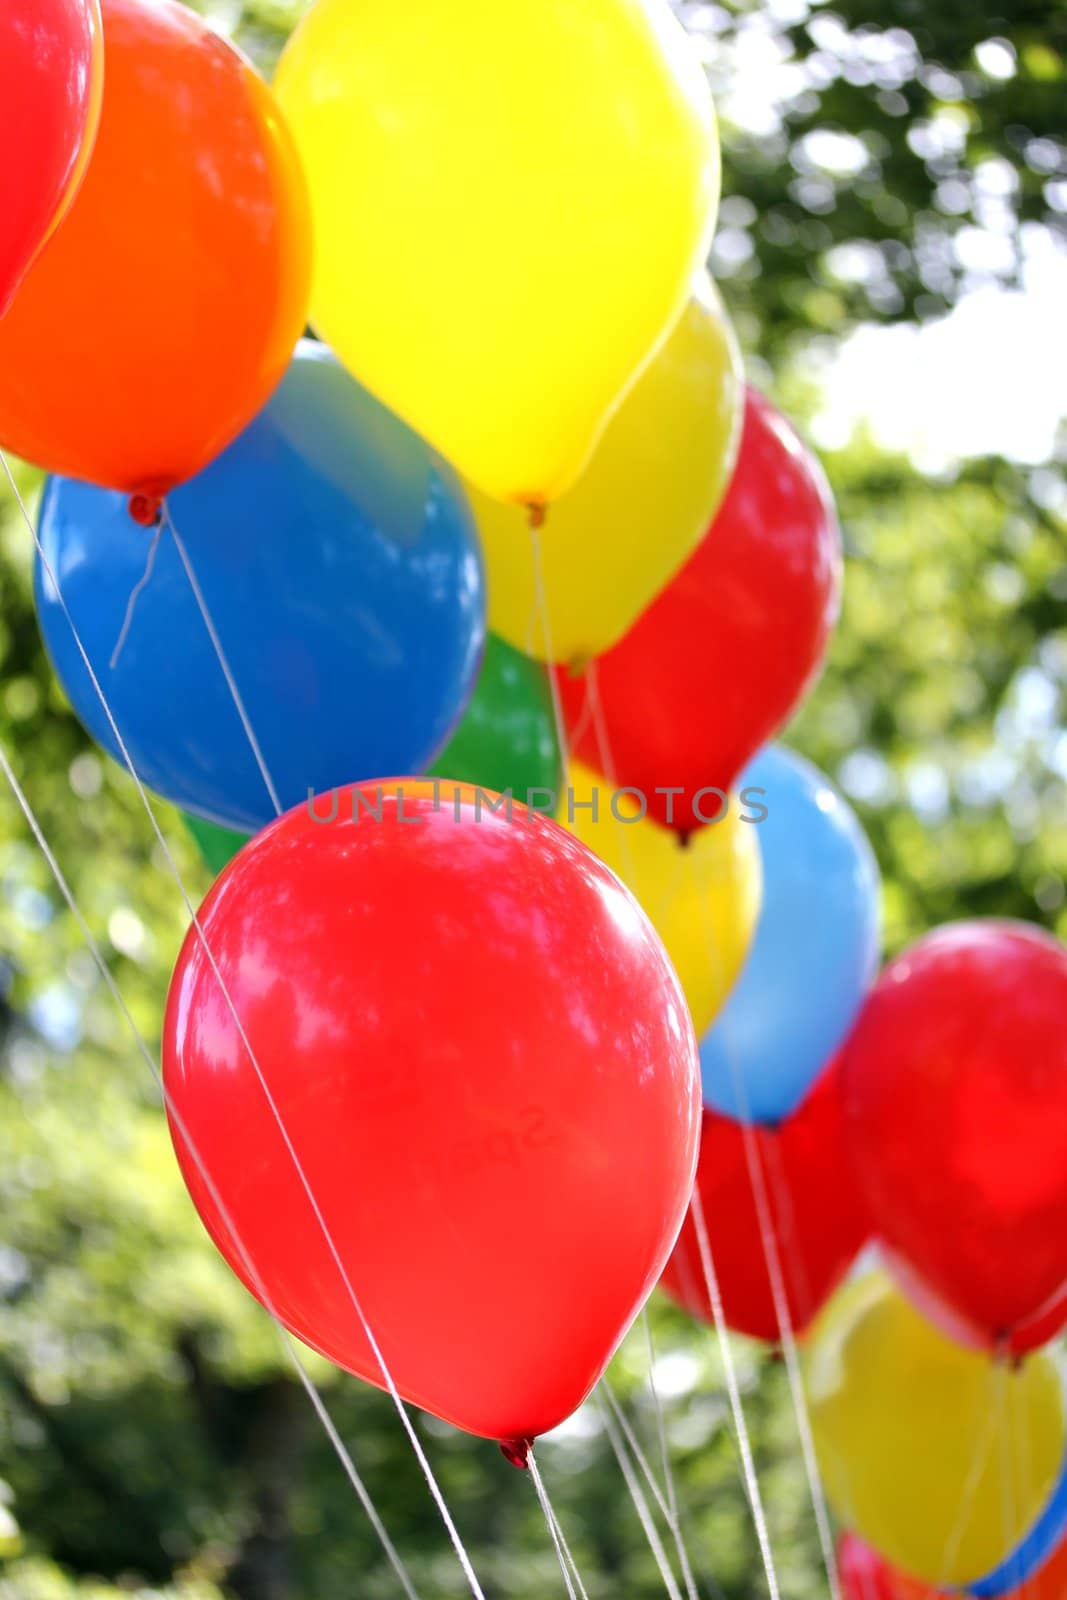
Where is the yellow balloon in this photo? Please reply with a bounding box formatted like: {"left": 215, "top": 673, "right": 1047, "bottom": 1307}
{"left": 807, "top": 1272, "right": 1066, "bottom": 1589}
{"left": 473, "top": 277, "right": 743, "bottom": 665}
{"left": 274, "top": 0, "right": 719, "bottom": 506}
{"left": 560, "top": 761, "right": 760, "bottom": 1035}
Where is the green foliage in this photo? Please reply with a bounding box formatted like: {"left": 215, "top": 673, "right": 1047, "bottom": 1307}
{"left": 0, "top": 0, "right": 1064, "bottom": 1596}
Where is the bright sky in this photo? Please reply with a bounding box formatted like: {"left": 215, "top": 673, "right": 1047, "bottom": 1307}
{"left": 812, "top": 227, "right": 1067, "bottom": 476}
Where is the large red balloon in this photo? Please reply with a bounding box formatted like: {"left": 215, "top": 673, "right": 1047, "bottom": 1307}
{"left": 163, "top": 782, "right": 700, "bottom": 1445}
{"left": 0, "top": 0, "right": 102, "bottom": 317}
{"left": 660, "top": 1059, "right": 868, "bottom": 1342}
{"left": 842, "top": 921, "right": 1067, "bottom": 1355}
{"left": 556, "top": 388, "right": 841, "bottom": 836}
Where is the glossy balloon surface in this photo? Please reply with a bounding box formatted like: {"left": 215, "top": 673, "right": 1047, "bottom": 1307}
{"left": 275, "top": 0, "right": 719, "bottom": 504}
{"left": 807, "top": 1273, "right": 1065, "bottom": 1587}
{"left": 0, "top": 0, "right": 102, "bottom": 316}
{"left": 0, "top": 0, "right": 310, "bottom": 496}
{"left": 661, "top": 1059, "right": 869, "bottom": 1341}
{"left": 163, "top": 782, "right": 701, "bottom": 1441}
{"left": 473, "top": 281, "right": 742, "bottom": 662}
{"left": 699, "top": 746, "right": 881, "bottom": 1123}
{"left": 557, "top": 391, "right": 841, "bottom": 833}
{"left": 35, "top": 344, "right": 484, "bottom": 834}
{"left": 561, "top": 760, "right": 761, "bottom": 1036}
{"left": 842, "top": 920, "right": 1067, "bottom": 1354}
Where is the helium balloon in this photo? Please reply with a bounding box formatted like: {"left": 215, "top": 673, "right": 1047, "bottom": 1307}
{"left": 35, "top": 343, "right": 484, "bottom": 835}
{"left": 472, "top": 279, "right": 742, "bottom": 663}
{"left": 842, "top": 921, "right": 1067, "bottom": 1356}
{"left": 561, "top": 761, "right": 760, "bottom": 1036}
{"left": 699, "top": 746, "right": 880, "bottom": 1123}
{"left": 0, "top": 0, "right": 310, "bottom": 500}
{"left": 660, "top": 1058, "right": 869, "bottom": 1342}
{"left": 184, "top": 814, "right": 248, "bottom": 877}
{"left": 275, "top": 0, "right": 719, "bottom": 505}
{"left": 557, "top": 390, "right": 842, "bottom": 834}
{"left": 163, "top": 781, "right": 700, "bottom": 1443}
{"left": 806, "top": 1272, "right": 1065, "bottom": 1588}
{"left": 0, "top": 0, "right": 103, "bottom": 318}
{"left": 428, "top": 634, "right": 562, "bottom": 800}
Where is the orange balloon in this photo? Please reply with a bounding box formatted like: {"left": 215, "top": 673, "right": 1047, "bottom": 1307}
{"left": 0, "top": 0, "right": 310, "bottom": 502}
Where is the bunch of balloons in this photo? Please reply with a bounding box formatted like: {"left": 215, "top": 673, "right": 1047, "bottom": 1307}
{"left": 11, "top": 5, "right": 1067, "bottom": 1576}
{"left": 9, "top": 0, "right": 729, "bottom": 1449}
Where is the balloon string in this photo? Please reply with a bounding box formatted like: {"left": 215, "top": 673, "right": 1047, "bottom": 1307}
{"left": 936, "top": 1384, "right": 1002, "bottom": 1587}
{"left": 602, "top": 1377, "right": 707, "bottom": 1600}
{"left": 0, "top": 735, "right": 422, "bottom": 1600}
{"left": 528, "top": 1449, "right": 587, "bottom": 1600}
{"left": 735, "top": 1119, "right": 841, "bottom": 1600}
{"left": 600, "top": 1397, "right": 687, "bottom": 1600}
{"left": 642, "top": 1309, "right": 703, "bottom": 1600}
{"left": 109, "top": 518, "right": 164, "bottom": 669}
{"left": 1011, "top": 1365, "right": 1038, "bottom": 1600}
{"left": 527, "top": 525, "right": 569, "bottom": 773}
{"left": 166, "top": 502, "right": 283, "bottom": 818}
{"left": 0, "top": 451, "right": 488, "bottom": 1600}
{"left": 689, "top": 1187, "right": 783, "bottom": 1600}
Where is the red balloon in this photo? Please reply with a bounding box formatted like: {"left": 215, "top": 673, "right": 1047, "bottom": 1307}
{"left": 842, "top": 921, "right": 1067, "bottom": 1355}
{"left": 555, "top": 388, "right": 841, "bottom": 836}
{"left": 659, "top": 1059, "right": 869, "bottom": 1342}
{"left": 163, "top": 781, "right": 700, "bottom": 1444}
{"left": 0, "top": 0, "right": 102, "bottom": 316}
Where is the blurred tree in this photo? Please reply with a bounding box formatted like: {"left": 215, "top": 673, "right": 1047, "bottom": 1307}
{"left": 0, "top": 0, "right": 1064, "bottom": 1596}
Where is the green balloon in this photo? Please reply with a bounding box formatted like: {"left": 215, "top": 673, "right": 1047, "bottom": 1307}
{"left": 183, "top": 813, "right": 248, "bottom": 875}
{"left": 182, "top": 635, "right": 559, "bottom": 873}
{"left": 429, "top": 633, "right": 561, "bottom": 798}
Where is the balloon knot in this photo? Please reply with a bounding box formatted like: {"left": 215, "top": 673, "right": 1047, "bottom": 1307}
{"left": 128, "top": 492, "right": 164, "bottom": 529}
{"left": 498, "top": 1436, "right": 533, "bottom": 1470}
{"left": 526, "top": 502, "right": 547, "bottom": 531}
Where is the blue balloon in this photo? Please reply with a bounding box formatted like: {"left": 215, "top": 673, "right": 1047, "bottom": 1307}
{"left": 34, "top": 341, "right": 485, "bottom": 833}
{"left": 700, "top": 744, "right": 881, "bottom": 1124}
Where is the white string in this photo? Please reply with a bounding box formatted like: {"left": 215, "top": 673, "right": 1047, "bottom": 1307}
{"left": 110, "top": 519, "right": 163, "bottom": 669}
{"left": 2, "top": 452, "right": 486, "bottom": 1600}
{"left": 527, "top": 523, "right": 569, "bottom": 773}
{"left": 602, "top": 1376, "right": 701, "bottom": 1600}
{"left": 0, "top": 736, "right": 421, "bottom": 1600}
{"left": 166, "top": 505, "right": 283, "bottom": 818}
{"left": 736, "top": 1120, "right": 841, "bottom": 1600}
{"left": 689, "top": 1187, "right": 782, "bottom": 1600}
{"left": 528, "top": 1450, "right": 583, "bottom": 1600}
{"left": 936, "top": 1380, "right": 1001, "bottom": 1587}
{"left": 600, "top": 1396, "right": 686, "bottom": 1600}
